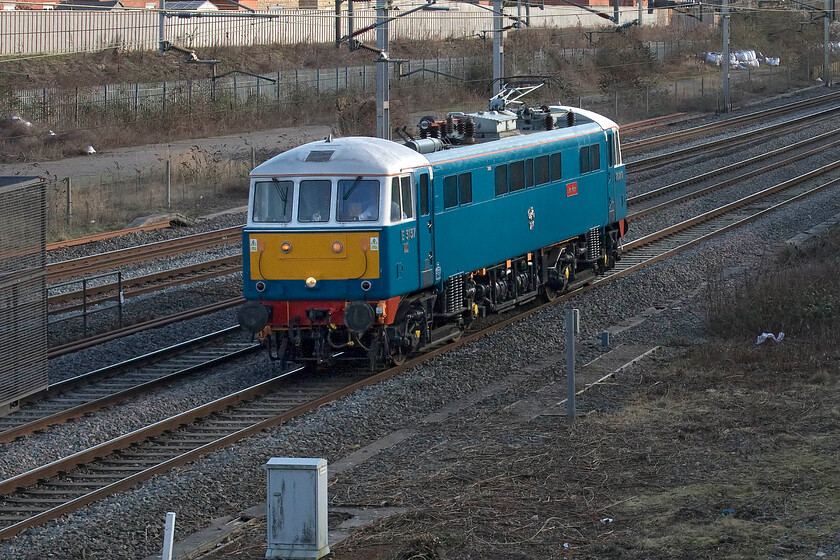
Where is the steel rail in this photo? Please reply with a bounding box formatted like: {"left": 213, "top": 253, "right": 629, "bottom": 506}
{"left": 620, "top": 112, "right": 689, "bottom": 135}
{"left": 47, "top": 256, "right": 242, "bottom": 314}
{"left": 46, "top": 223, "right": 172, "bottom": 251}
{"left": 47, "top": 297, "right": 244, "bottom": 359}
{"left": 0, "top": 365, "right": 311, "bottom": 540}
{"left": 623, "top": 89, "right": 840, "bottom": 155}
{"left": 46, "top": 226, "right": 242, "bottom": 282}
{"left": 626, "top": 104, "right": 840, "bottom": 173}
{"left": 627, "top": 131, "right": 840, "bottom": 220}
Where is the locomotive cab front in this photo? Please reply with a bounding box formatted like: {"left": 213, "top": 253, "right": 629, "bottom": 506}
{"left": 238, "top": 137, "right": 433, "bottom": 367}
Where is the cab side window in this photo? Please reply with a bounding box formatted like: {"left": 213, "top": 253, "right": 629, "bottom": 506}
{"left": 389, "top": 176, "right": 414, "bottom": 221}
{"left": 419, "top": 173, "right": 430, "bottom": 216}
{"left": 401, "top": 177, "right": 414, "bottom": 219}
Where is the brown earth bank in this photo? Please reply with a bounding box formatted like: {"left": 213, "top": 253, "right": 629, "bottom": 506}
{"left": 201, "top": 230, "right": 840, "bottom": 560}
{"left": 0, "top": 40, "right": 494, "bottom": 91}
{"left": 0, "top": 25, "right": 719, "bottom": 162}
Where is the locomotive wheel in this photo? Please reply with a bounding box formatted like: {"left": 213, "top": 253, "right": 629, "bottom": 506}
{"left": 545, "top": 263, "right": 571, "bottom": 301}
{"left": 544, "top": 283, "right": 561, "bottom": 302}
{"left": 390, "top": 348, "right": 408, "bottom": 365}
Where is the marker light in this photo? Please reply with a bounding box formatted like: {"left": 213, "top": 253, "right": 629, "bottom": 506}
{"left": 305, "top": 276, "right": 317, "bottom": 288}
{"left": 281, "top": 241, "right": 292, "bottom": 253}
{"left": 332, "top": 241, "right": 343, "bottom": 253}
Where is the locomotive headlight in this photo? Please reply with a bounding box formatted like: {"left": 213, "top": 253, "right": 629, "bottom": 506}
{"left": 305, "top": 276, "right": 317, "bottom": 288}
{"left": 331, "top": 241, "right": 343, "bottom": 253}
{"left": 281, "top": 241, "right": 292, "bottom": 253}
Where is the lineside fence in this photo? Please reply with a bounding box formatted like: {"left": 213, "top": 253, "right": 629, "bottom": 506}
{"left": 3, "top": 45, "right": 829, "bottom": 131}
{"left": 2, "top": 56, "right": 475, "bottom": 129}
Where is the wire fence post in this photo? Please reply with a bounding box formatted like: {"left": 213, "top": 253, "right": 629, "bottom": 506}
{"left": 565, "top": 308, "right": 579, "bottom": 421}
{"left": 165, "top": 159, "right": 171, "bottom": 209}
{"left": 65, "top": 177, "right": 72, "bottom": 228}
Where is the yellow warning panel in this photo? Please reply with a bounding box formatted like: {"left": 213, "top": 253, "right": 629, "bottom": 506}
{"left": 248, "top": 231, "right": 380, "bottom": 280}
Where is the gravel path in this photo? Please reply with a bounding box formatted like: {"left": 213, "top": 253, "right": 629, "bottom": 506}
{"left": 0, "top": 125, "right": 334, "bottom": 182}
{"left": 1, "top": 86, "right": 838, "bottom": 559}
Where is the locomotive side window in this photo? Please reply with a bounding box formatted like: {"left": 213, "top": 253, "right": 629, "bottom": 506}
{"left": 337, "top": 177, "right": 379, "bottom": 222}
{"left": 613, "top": 131, "right": 623, "bottom": 165}
{"left": 525, "top": 158, "right": 534, "bottom": 188}
{"left": 298, "top": 180, "right": 331, "bottom": 222}
{"left": 400, "top": 176, "right": 414, "bottom": 219}
{"left": 419, "top": 173, "right": 430, "bottom": 216}
{"left": 590, "top": 144, "right": 601, "bottom": 171}
{"left": 495, "top": 165, "right": 508, "bottom": 196}
{"left": 253, "top": 180, "right": 293, "bottom": 223}
{"left": 580, "top": 146, "right": 591, "bottom": 174}
{"left": 444, "top": 175, "right": 458, "bottom": 209}
{"left": 509, "top": 161, "right": 525, "bottom": 192}
{"left": 535, "top": 156, "right": 550, "bottom": 185}
{"left": 459, "top": 173, "right": 472, "bottom": 204}
{"left": 550, "top": 153, "right": 562, "bottom": 181}
{"left": 391, "top": 178, "right": 402, "bottom": 219}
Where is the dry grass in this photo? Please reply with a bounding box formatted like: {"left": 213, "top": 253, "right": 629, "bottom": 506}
{"left": 705, "top": 234, "right": 840, "bottom": 349}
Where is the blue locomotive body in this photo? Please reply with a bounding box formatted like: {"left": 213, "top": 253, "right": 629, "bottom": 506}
{"left": 238, "top": 105, "right": 627, "bottom": 367}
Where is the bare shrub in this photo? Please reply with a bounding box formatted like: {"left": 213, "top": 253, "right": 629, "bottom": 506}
{"left": 596, "top": 32, "right": 660, "bottom": 93}
{"left": 705, "top": 231, "right": 840, "bottom": 347}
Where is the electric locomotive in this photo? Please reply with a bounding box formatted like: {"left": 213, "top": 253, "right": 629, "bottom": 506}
{"left": 238, "top": 100, "right": 628, "bottom": 368}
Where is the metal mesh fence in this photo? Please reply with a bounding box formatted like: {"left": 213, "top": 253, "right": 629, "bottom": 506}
{"left": 0, "top": 177, "right": 48, "bottom": 412}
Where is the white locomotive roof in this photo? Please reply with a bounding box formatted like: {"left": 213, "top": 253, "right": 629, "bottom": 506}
{"left": 251, "top": 136, "right": 430, "bottom": 177}
{"left": 548, "top": 105, "right": 619, "bottom": 131}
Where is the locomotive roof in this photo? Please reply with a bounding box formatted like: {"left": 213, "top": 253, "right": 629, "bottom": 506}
{"left": 251, "top": 136, "right": 430, "bottom": 178}
{"left": 250, "top": 107, "right": 618, "bottom": 179}
{"left": 423, "top": 106, "right": 616, "bottom": 167}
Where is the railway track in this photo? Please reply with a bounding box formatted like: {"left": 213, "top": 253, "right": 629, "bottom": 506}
{"left": 622, "top": 89, "right": 840, "bottom": 156}
{"left": 1, "top": 327, "right": 258, "bottom": 444}
{"left": 626, "top": 102, "right": 840, "bottom": 173}
{"left": 627, "top": 128, "right": 840, "bottom": 220}
{"left": 46, "top": 226, "right": 241, "bottom": 283}
{"left": 4, "top": 151, "right": 837, "bottom": 541}
{"left": 47, "top": 255, "right": 241, "bottom": 315}
{"left": 47, "top": 297, "right": 243, "bottom": 358}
